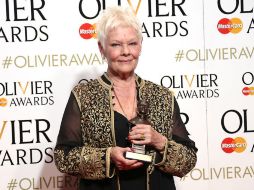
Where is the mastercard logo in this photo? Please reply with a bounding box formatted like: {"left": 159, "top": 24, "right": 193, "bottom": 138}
{"left": 221, "top": 137, "right": 247, "bottom": 153}
{"left": 0, "top": 97, "right": 8, "bottom": 107}
{"left": 217, "top": 18, "right": 243, "bottom": 34}
{"left": 242, "top": 87, "right": 254, "bottom": 96}
{"left": 79, "top": 23, "right": 97, "bottom": 39}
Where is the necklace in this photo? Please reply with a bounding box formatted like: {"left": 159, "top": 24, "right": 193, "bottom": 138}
{"left": 112, "top": 84, "right": 136, "bottom": 120}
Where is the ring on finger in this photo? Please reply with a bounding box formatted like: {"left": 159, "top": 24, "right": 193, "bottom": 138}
{"left": 140, "top": 133, "right": 145, "bottom": 140}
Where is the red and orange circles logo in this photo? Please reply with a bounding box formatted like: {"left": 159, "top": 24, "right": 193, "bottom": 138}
{"left": 242, "top": 87, "right": 254, "bottom": 96}
{"left": 217, "top": 18, "right": 243, "bottom": 34}
{"left": 221, "top": 137, "right": 247, "bottom": 153}
{"left": 79, "top": 23, "right": 97, "bottom": 39}
{"left": 0, "top": 97, "right": 7, "bottom": 107}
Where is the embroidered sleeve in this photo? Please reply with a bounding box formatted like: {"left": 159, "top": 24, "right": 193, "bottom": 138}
{"left": 54, "top": 89, "right": 114, "bottom": 180}
{"left": 79, "top": 146, "right": 113, "bottom": 179}
{"left": 155, "top": 139, "right": 197, "bottom": 177}
{"left": 154, "top": 97, "right": 198, "bottom": 177}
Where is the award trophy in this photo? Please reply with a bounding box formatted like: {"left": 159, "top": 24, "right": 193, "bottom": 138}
{"left": 125, "top": 100, "right": 152, "bottom": 163}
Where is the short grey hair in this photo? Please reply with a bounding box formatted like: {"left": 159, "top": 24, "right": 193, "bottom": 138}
{"left": 96, "top": 6, "right": 143, "bottom": 48}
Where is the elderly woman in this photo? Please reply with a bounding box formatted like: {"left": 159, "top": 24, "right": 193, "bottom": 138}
{"left": 54, "top": 6, "right": 197, "bottom": 190}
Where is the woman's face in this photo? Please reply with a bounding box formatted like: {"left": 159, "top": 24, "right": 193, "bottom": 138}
{"left": 99, "top": 26, "right": 142, "bottom": 77}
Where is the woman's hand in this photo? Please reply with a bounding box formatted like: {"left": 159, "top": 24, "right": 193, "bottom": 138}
{"left": 110, "top": 146, "right": 143, "bottom": 170}
{"left": 128, "top": 124, "right": 167, "bottom": 151}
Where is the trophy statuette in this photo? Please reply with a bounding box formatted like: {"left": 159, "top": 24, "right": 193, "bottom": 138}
{"left": 125, "top": 100, "right": 152, "bottom": 163}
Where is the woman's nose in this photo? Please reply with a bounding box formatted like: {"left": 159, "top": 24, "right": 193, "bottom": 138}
{"left": 122, "top": 44, "right": 130, "bottom": 55}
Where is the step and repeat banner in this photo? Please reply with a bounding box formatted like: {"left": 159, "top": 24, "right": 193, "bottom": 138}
{"left": 0, "top": 0, "right": 254, "bottom": 189}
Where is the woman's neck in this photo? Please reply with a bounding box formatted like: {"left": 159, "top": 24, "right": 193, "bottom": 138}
{"left": 106, "top": 71, "right": 136, "bottom": 88}
{"left": 107, "top": 71, "right": 137, "bottom": 120}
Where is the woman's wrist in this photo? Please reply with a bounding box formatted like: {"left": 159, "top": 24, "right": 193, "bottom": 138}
{"left": 156, "top": 136, "right": 167, "bottom": 151}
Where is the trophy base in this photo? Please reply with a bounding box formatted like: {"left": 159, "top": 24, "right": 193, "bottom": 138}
{"left": 125, "top": 151, "right": 152, "bottom": 163}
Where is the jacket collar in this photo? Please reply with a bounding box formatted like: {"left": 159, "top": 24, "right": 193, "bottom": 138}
{"left": 99, "top": 72, "right": 144, "bottom": 89}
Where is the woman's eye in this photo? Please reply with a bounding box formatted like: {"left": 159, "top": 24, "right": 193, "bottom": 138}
{"left": 129, "top": 42, "right": 137, "bottom": 46}
{"left": 111, "top": 43, "right": 120, "bottom": 47}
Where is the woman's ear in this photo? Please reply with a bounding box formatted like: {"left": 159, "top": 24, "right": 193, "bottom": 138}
{"left": 139, "top": 38, "right": 143, "bottom": 56}
{"left": 98, "top": 41, "right": 104, "bottom": 56}
{"left": 98, "top": 41, "right": 106, "bottom": 60}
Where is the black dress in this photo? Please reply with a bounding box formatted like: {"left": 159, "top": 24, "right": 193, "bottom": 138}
{"left": 113, "top": 111, "right": 177, "bottom": 190}
{"left": 114, "top": 111, "right": 147, "bottom": 190}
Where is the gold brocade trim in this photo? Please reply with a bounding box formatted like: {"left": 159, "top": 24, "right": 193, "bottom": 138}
{"left": 146, "top": 169, "right": 150, "bottom": 190}
{"left": 80, "top": 146, "right": 86, "bottom": 176}
{"left": 146, "top": 152, "right": 156, "bottom": 190}
{"left": 148, "top": 153, "right": 156, "bottom": 174}
{"left": 98, "top": 75, "right": 117, "bottom": 146}
{"left": 106, "top": 147, "right": 111, "bottom": 177}
{"left": 135, "top": 74, "right": 145, "bottom": 88}
{"left": 98, "top": 76, "right": 112, "bottom": 89}
{"left": 109, "top": 89, "right": 117, "bottom": 147}
{"left": 154, "top": 138, "right": 169, "bottom": 166}
{"left": 116, "top": 171, "right": 120, "bottom": 190}
{"left": 170, "top": 91, "right": 175, "bottom": 120}
{"left": 106, "top": 147, "right": 115, "bottom": 178}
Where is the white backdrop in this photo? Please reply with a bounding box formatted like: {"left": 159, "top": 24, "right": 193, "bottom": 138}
{"left": 1, "top": 0, "right": 254, "bottom": 189}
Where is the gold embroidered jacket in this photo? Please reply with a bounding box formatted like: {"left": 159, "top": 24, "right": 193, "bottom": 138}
{"left": 54, "top": 73, "right": 197, "bottom": 185}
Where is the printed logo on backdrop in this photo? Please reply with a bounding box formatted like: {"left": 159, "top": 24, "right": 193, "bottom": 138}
{"left": 0, "top": 119, "right": 74, "bottom": 189}
{"left": 79, "top": 23, "right": 97, "bottom": 39}
{"left": 221, "top": 109, "right": 254, "bottom": 153}
{"left": 160, "top": 74, "right": 219, "bottom": 99}
{"left": 0, "top": 0, "right": 105, "bottom": 69}
{"left": 0, "top": 119, "right": 53, "bottom": 166}
{"left": 180, "top": 165, "right": 254, "bottom": 181}
{"left": 217, "top": 0, "right": 254, "bottom": 34}
{"left": 4, "top": 176, "right": 78, "bottom": 190}
{"left": 1, "top": 53, "right": 106, "bottom": 69}
{"left": 79, "top": 0, "right": 189, "bottom": 39}
{"left": 217, "top": 18, "right": 243, "bottom": 34}
{"left": 0, "top": 0, "right": 48, "bottom": 43}
{"left": 173, "top": 46, "right": 254, "bottom": 63}
{"left": 242, "top": 72, "right": 254, "bottom": 96}
{"left": 0, "top": 81, "right": 54, "bottom": 107}
{"left": 221, "top": 137, "right": 247, "bottom": 153}
{"left": 172, "top": 1, "right": 254, "bottom": 64}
